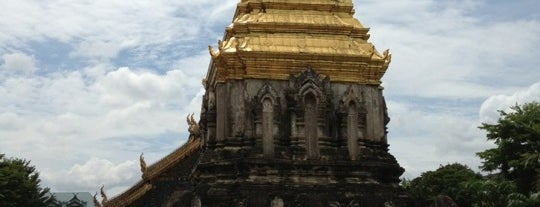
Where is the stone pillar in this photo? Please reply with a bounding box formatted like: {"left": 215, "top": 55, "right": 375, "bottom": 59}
{"left": 305, "top": 94, "right": 320, "bottom": 159}
{"left": 262, "top": 98, "right": 274, "bottom": 157}
{"left": 216, "top": 84, "right": 228, "bottom": 142}
{"left": 347, "top": 102, "right": 359, "bottom": 160}
{"left": 231, "top": 81, "right": 246, "bottom": 137}
{"left": 365, "top": 87, "right": 384, "bottom": 142}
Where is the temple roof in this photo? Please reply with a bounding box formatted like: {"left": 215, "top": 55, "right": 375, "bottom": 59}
{"left": 48, "top": 192, "right": 93, "bottom": 206}
{"left": 104, "top": 138, "right": 201, "bottom": 207}
{"left": 207, "top": 0, "right": 391, "bottom": 86}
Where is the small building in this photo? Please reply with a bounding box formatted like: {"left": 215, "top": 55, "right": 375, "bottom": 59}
{"left": 48, "top": 192, "right": 94, "bottom": 207}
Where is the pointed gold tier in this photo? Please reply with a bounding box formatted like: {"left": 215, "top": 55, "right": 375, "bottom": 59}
{"left": 208, "top": 0, "right": 391, "bottom": 85}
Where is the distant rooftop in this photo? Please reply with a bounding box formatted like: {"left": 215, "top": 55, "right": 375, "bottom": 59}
{"left": 47, "top": 192, "right": 94, "bottom": 207}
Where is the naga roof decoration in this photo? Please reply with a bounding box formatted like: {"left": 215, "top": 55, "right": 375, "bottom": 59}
{"left": 103, "top": 181, "right": 152, "bottom": 207}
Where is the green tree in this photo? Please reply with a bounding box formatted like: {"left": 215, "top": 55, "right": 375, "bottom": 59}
{"left": 461, "top": 178, "right": 517, "bottom": 207}
{"left": 507, "top": 192, "right": 540, "bottom": 207}
{"left": 406, "top": 163, "right": 481, "bottom": 206}
{"left": 0, "top": 154, "right": 52, "bottom": 207}
{"left": 477, "top": 102, "right": 540, "bottom": 193}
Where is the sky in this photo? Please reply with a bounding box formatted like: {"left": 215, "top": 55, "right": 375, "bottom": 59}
{"left": 0, "top": 0, "right": 539, "bottom": 196}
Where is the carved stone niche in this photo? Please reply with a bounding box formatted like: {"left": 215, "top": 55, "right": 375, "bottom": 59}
{"left": 164, "top": 190, "right": 195, "bottom": 207}
{"left": 201, "top": 86, "right": 217, "bottom": 149}
{"left": 251, "top": 82, "right": 281, "bottom": 158}
{"left": 286, "top": 67, "right": 332, "bottom": 160}
{"left": 271, "top": 196, "right": 284, "bottom": 207}
{"left": 337, "top": 85, "right": 367, "bottom": 161}
{"left": 191, "top": 195, "right": 201, "bottom": 207}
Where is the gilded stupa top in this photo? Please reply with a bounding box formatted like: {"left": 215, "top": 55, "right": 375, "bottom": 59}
{"left": 207, "top": 0, "right": 391, "bottom": 85}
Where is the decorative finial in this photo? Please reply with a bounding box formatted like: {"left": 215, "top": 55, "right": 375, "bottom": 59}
{"left": 100, "top": 185, "right": 108, "bottom": 204}
{"left": 202, "top": 78, "right": 207, "bottom": 88}
{"left": 187, "top": 113, "right": 201, "bottom": 140}
{"left": 383, "top": 49, "right": 392, "bottom": 64}
{"left": 190, "top": 113, "right": 196, "bottom": 125}
{"left": 186, "top": 114, "right": 192, "bottom": 126}
{"left": 208, "top": 46, "right": 220, "bottom": 59}
{"left": 139, "top": 153, "right": 147, "bottom": 176}
{"left": 93, "top": 192, "right": 103, "bottom": 207}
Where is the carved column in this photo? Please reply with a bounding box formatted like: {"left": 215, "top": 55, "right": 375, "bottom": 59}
{"left": 304, "top": 93, "right": 320, "bottom": 159}
{"left": 262, "top": 98, "right": 274, "bottom": 157}
{"left": 216, "top": 84, "right": 228, "bottom": 144}
{"left": 347, "top": 102, "right": 359, "bottom": 160}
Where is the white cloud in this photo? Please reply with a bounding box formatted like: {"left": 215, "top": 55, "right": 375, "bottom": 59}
{"left": 0, "top": 0, "right": 234, "bottom": 58}
{"left": 358, "top": 0, "right": 540, "bottom": 99}
{"left": 1, "top": 52, "right": 38, "bottom": 73}
{"left": 388, "top": 101, "right": 489, "bottom": 178}
{"left": 71, "top": 40, "right": 123, "bottom": 60}
{"left": 390, "top": 81, "right": 540, "bottom": 178}
{"left": 0, "top": 54, "right": 205, "bottom": 192}
{"left": 479, "top": 82, "right": 540, "bottom": 124}
{"left": 0, "top": 63, "right": 202, "bottom": 139}
{"left": 41, "top": 157, "right": 139, "bottom": 195}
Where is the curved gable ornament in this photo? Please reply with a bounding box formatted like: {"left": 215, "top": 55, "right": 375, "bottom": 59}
{"left": 255, "top": 82, "right": 279, "bottom": 103}
{"left": 291, "top": 66, "right": 329, "bottom": 89}
{"left": 341, "top": 85, "right": 364, "bottom": 108}
{"left": 289, "top": 66, "right": 330, "bottom": 104}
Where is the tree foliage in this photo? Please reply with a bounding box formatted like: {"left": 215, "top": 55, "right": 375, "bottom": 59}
{"left": 460, "top": 178, "right": 517, "bottom": 207}
{"left": 477, "top": 102, "right": 540, "bottom": 193}
{"left": 405, "top": 163, "right": 481, "bottom": 206}
{"left": 507, "top": 192, "right": 540, "bottom": 207}
{"left": 402, "top": 102, "right": 540, "bottom": 206}
{"left": 0, "top": 154, "right": 52, "bottom": 207}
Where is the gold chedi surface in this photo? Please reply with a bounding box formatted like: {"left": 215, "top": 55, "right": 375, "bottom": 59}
{"left": 208, "top": 0, "right": 391, "bottom": 85}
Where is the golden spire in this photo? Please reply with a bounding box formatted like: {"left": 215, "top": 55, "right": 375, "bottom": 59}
{"left": 207, "top": 0, "right": 390, "bottom": 85}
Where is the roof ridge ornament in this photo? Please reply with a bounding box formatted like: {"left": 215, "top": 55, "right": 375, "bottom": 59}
{"left": 383, "top": 49, "right": 392, "bottom": 64}
{"left": 187, "top": 113, "right": 201, "bottom": 140}
{"left": 93, "top": 192, "right": 103, "bottom": 207}
{"left": 140, "top": 153, "right": 148, "bottom": 180}
{"left": 208, "top": 45, "right": 220, "bottom": 59}
{"left": 100, "top": 185, "right": 108, "bottom": 205}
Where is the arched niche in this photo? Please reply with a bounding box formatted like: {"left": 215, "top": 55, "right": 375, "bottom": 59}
{"left": 253, "top": 83, "right": 280, "bottom": 158}
{"left": 287, "top": 67, "right": 330, "bottom": 160}
{"left": 340, "top": 85, "right": 366, "bottom": 160}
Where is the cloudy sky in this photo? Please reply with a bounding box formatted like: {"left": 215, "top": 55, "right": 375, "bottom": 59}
{"left": 1, "top": 0, "right": 539, "bottom": 196}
